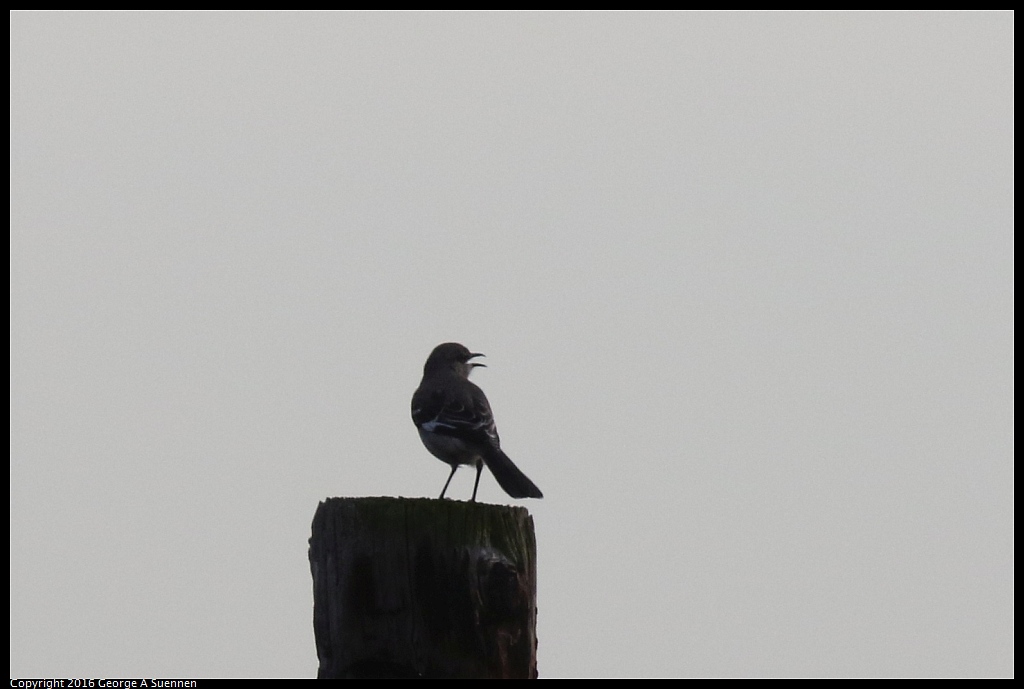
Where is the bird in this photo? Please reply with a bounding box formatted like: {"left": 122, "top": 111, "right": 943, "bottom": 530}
{"left": 411, "top": 343, "right": 543, "bottom": 501}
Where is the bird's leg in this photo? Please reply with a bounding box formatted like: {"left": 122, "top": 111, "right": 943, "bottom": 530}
{"left": 470, "top": 461, "right": 484, "bottom": 502}
{"left": 439, "top": 464, "right": 458, "bottom": 500}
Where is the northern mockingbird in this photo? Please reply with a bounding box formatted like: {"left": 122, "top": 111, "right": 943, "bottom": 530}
{"left": 411, "top": 343, "right": 543, "bottom": 501}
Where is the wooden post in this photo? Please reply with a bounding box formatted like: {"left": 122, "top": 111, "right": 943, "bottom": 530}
{"left": 309, "top": 497, "right": 539, "bottom": 678}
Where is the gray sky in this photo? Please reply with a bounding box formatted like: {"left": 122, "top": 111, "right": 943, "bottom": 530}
{"left": 10, "top": 12, "right": 1013, "bottom": 678}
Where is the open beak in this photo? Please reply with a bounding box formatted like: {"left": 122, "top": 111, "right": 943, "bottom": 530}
{"left": 469, "top": 352, "right": 486, "bottom": 368}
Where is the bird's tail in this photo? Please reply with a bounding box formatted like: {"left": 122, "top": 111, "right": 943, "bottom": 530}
{"left": 483, "top": 448, "right": 543, "bottom": 499}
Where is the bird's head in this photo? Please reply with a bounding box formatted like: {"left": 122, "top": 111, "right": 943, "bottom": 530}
{"left": 423, "top": 342, "right": 486, "bottom": 378}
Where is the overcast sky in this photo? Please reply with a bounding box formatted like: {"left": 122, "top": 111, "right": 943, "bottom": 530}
{"left": 10, "top": 11, "right": 1013, "bottom": 678}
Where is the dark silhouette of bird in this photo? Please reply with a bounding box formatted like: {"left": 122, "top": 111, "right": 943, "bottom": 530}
{"left": 411, "top": 343, "right": 543, "bottom": 501}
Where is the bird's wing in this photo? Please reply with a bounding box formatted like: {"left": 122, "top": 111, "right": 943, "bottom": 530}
{"left": 412, "top": 380, "right": 501, "bottom": 449}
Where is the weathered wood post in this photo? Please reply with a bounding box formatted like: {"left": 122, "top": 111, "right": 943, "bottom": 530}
{"left": 309, "top": 497, "right": 539, "bottom": 678}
